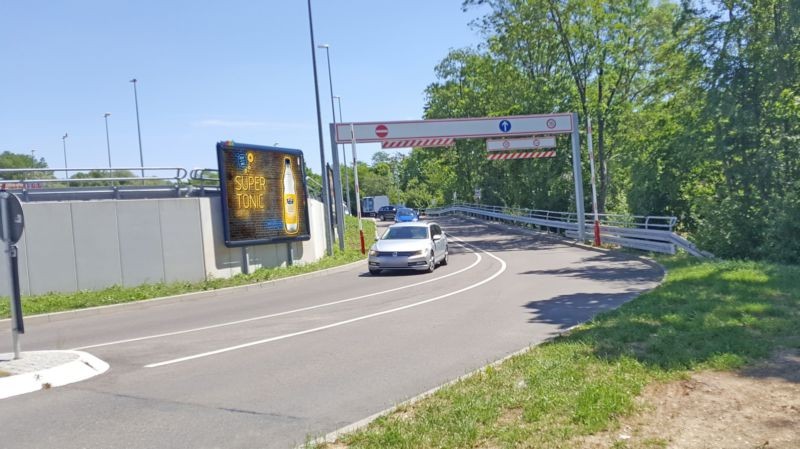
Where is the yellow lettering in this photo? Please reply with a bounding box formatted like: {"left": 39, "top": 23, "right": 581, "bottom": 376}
{"left": 233, "top": 175, "right": 267, "bottom": 192}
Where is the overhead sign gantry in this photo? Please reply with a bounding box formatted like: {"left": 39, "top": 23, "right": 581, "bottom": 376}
{"left": 331, "top": 112, "right": 588, "bottom": 243}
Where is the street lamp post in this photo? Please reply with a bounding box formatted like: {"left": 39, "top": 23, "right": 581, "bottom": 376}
{"left": 306, "top": 0, "right": 333, "bottom": 256}
{"left": 130, "top": 78, "right": 144, "bottom": 179}
{"left": 104, "top": 113, "right": 112, "bottom": 168}
{"left": 333, "top": 96, "right": 350, "bottom": 213}
{"left": 317, "top": 43, "right": 345, "bottom": 251}
{"left": 61, "top": 133, "right": 69, "bottom": 178}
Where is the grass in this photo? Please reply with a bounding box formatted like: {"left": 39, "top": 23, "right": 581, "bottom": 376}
{"left": 315, "top": 255, "right": 800, "bottom": 449}
{"left": 0, "top": 215, "right": 375, "bottom": 319}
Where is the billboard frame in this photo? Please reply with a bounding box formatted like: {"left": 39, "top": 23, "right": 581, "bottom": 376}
{"left": 216, "top": 141, "right": 311, "bottom": 248}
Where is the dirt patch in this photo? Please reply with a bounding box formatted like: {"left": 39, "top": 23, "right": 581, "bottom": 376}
{"left": 581, "top": 351, "right": 800, "bottom": 449}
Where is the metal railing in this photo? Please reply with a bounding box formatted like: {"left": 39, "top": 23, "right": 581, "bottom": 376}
{"left": 427, "top": 202, "right": 710, "bottom": 258}
{"left": 0, "top": 167, "right": 186, "bottom": 185}
{"left": 1, "top": 167, "right": 191, "bottom": 201}
{"left": 187, "top": 168, "right": 221, "bottom": 195}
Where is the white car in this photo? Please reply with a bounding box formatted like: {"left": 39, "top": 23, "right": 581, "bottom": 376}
{"left": 367, "top": 221, "right": 448, "bottom": 275}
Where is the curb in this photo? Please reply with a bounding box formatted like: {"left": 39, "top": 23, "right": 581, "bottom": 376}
{"left": 0, "top": 351, "right": 109, "bottom": 400}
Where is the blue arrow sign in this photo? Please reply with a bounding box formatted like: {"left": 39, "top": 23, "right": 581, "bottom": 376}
{"left": 499, "top": 120, "right": 512, "bottom": 132}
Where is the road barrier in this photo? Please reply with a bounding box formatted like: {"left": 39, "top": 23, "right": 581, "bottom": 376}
{"left": 427, "top": 202, "right": 710, "bottom": 258}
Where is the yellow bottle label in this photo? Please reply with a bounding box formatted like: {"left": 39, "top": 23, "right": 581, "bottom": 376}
{"left": 284, "top": 193, "right": 298, "bottom": 234}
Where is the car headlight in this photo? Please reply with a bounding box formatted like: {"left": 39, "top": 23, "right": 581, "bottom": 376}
{"left": 369, "top": 249, "right": 379, "bottom": 256}
{"left": 411, "top": 250, "right": 424, "bottom": 256}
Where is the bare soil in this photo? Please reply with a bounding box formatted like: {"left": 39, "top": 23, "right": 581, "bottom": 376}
{"left": 580, "top": 350, "right": 800, "bottom": 449}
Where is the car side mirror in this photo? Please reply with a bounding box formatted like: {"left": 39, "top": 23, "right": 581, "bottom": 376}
{"left": 432, "top": 234, "right": 442, "bottom": 241}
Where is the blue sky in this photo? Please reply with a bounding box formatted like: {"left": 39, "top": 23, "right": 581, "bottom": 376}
{"left": 0, "top": 1, "right": 486, "bottom": 178}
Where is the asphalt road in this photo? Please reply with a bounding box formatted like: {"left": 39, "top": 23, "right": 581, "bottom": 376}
{"left": 0, "top": 216, "right": 663, "bottom": 449}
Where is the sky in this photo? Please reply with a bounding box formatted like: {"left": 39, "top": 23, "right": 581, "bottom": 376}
{"left": 0, "top": 1, "right": 487, "bottom": 179}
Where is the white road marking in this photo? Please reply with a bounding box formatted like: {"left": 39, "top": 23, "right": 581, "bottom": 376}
{"left": 145, "top": 238, "right": 506, "bottom": 368}
{"left": 72, "top": 243, "right": 480, "bottom": 351}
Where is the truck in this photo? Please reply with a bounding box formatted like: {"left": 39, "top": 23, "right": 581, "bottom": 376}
{"left": 360, "top": 195, "right": 389, "bottom": 217}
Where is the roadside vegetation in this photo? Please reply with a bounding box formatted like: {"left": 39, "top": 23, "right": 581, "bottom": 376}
{"left": 314, "top": 255, "right": 800, "bottom": 449}
{"left": 0, "top": 215, "right": 374, "bottom": 319}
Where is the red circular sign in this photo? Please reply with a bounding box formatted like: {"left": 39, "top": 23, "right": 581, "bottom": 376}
{"left": 502, "top": 140, "right": 510, "bottom": 149}
{"left": 546, "top": 119, "right": 556, "bottom": 129}
{"left": 375, "top": 124, "right": 389, "bottom": 138}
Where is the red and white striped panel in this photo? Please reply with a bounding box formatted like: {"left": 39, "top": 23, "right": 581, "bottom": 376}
{"left": 486, "top": 150, "right": 557, "bottom": 160}
{"left": 381, "top": 138, "right": 455, "bottom": 149}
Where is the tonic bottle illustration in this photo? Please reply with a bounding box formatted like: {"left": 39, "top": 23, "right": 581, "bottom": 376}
{"left": 283, "top": 157, "right": 298, "bottom": 234}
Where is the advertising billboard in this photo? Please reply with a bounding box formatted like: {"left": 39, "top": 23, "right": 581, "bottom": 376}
{"left": 216, "top": 141, "right": 311, "bottom": 247}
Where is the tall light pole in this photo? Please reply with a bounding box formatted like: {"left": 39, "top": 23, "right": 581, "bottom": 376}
{"left": 61, "top": 133, "right": 69, "bottom": 178}
{"left": 130, "top": 78, "right": 144, "bottom": 179}
{"left": 333, "top": 96, "right": 350, "bottom": 213}
{"left": 104, "top": 113, "right": 112, "bottom": 168}
{"left": 306, "top": 0, "right": 333, "bottom": 255}
{"left": 317, "top": 43, "right": 345, "bottom": 251}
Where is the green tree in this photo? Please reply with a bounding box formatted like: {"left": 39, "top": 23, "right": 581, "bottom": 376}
{"left": 691, "top": 0, "right": 800, "bottom": 259}
{"left": 0, "top": 151, "right": 52, "bottom": 180}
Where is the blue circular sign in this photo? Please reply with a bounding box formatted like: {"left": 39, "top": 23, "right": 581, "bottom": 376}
{"left": 499, "top": 120, "right": 512, "bottom": 132}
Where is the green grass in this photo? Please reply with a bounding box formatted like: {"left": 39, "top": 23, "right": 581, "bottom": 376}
{"left": 0, "top": 215, "right": 375, "bottom": 319}
{"left": 319, "top": 255, "right": 800, "bottom": 449}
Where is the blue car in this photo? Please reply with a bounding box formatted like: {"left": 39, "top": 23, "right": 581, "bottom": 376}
{"left": 394, "top": 207, "right": 418, "bottom": 223}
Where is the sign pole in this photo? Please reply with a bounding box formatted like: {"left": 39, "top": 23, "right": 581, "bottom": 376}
{"left": 586, "top": 117, "right": 601, "bottom": 246}
{"left": 350, "top": 124, "right": 365, "bottom": 254}
{"left": 329, "top": 123, "right": 345, "bottom": 251}
{"left": 1, "top": 191, "right": 22, "bottom": 359}
{"left": 570, "top": 113, "right": 586, "bottom": 242}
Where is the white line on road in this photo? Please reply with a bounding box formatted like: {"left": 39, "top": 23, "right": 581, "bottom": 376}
{"left": 145, "top": 238, "right": 506, "bottom": 368}
{"left": 72, "top": 244, "right": 480, "bottom": 351}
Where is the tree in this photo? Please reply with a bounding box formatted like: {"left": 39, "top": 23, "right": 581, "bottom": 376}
{"left": 466, "top": 0, "right": 680, "bottom": 213}
{"left": 0, "top": 151, "right": 52, "bottom": 180}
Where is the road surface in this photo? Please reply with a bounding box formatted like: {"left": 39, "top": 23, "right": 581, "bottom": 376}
{"left": 0, "top": 216, "right": 663, "bottom": 448}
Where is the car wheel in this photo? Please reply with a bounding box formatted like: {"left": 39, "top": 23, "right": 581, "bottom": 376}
{"left": 427, "top": 252, "right": 435, "bottom": 273}
{"left": 369, "top": 268, "right": 381, "bottom": 275}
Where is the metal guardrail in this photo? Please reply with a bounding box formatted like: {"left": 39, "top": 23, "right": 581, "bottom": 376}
{"left": 427, "top": 202, "right": 710, "bottom": 258}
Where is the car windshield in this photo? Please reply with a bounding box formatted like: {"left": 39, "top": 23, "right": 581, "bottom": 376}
{"left": 382, "top": 226, "right": 428, "bottom": 240}
{"left": 397, "top": 208, "right": 414, "bottom": 216}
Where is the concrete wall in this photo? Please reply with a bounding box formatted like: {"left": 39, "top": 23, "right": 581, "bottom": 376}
{"left": 0, "top": 197, "right": 326, "bottom": 296}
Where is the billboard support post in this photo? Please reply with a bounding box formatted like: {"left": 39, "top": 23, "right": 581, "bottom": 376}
{"left": 241, "top": 247, "right": 250, "bottom": 275}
